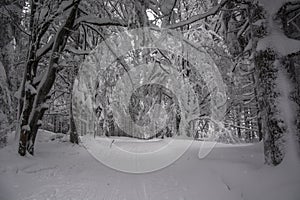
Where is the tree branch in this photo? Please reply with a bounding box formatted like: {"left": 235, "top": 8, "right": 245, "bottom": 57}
{"left": 167, "top": 0, "right": 228, "bottom": 29}
{"left": 75, "top": 15, "right": 126, "bottom": 27}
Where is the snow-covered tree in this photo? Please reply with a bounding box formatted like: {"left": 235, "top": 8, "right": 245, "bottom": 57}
{"left": 253, "top": 0, "right": 300, "bottom": 165}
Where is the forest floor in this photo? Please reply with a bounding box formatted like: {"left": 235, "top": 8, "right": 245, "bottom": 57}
{"left": 0, "top": 130, "right": 299, "bottom": 200}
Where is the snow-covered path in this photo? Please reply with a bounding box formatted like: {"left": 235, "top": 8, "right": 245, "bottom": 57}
{"left": 0, "top": 131, "right": 299, "bottom": 200}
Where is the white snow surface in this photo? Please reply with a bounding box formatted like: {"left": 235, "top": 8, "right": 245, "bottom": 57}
{"left": 0, "top": 130, "right": 299, "bottom": 200}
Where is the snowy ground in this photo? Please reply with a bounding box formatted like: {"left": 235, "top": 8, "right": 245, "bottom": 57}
{"left": 0, "top": 130, "right": 299, "bottom": 200}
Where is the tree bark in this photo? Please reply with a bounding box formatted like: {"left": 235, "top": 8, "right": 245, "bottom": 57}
{"left": 253, "top": 2, "right": 300, "bottom": 164}
{"left": 18, "top": 0, "right": 80, "bottom": 156}
{"left": 70, "top": 93, "right": 79, "bottom": 144}
{"left": 255, "top": 49, "right": 285, "bottom": 165}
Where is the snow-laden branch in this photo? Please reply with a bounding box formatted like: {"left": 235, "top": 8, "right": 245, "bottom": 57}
{"left": 166, "top": 0, "right": 229, "bottom": 29}
{"left": 65, "top": 47, "right": 91, "bottom": 55}
{"left": 27, "top": 1, "right": 81, "bottom": 130}
{"left": 75, "top": 15, "right": 126, "bottom": 27}
{"left": 36, "top": 38, "right": 54, "bottom": 59}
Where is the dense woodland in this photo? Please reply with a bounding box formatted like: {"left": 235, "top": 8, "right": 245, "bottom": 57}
{"left": 0, "top": 0, "right": 299, "bottom": 166}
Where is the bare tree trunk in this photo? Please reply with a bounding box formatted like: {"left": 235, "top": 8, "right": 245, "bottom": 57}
{"left": 70, "top": 93, "right": 78, "bottom": 144}
{"left": 236, "top": 105, "right": 242, "bottom": 138}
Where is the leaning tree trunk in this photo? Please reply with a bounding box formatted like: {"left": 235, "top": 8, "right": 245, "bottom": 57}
{"left": 18, "top": 1, "right": 80, "bottom": 156}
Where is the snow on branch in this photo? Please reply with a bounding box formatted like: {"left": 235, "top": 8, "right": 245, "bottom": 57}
{"left": 65, "top": 47, "right": 91, "bottom": 55}
{"left": 25, "top": 81, "right": 37, "bottom": 95}
{"left": 167, "top": 0, "right": 229, "bottom": 29}
{"left": 256, "top": 2, "right": 300, "bottom": 56}
{"left": 257, "top": 32, "right": 300, "bottom": 56}
{"left": 36, "top": 38, "right": 54, "bottom": 59}
{"left": 28, "top": 1, "right": 80, "bottom": 125}
{"left": 75, "top": 15, "right": 126, "bottom": 27}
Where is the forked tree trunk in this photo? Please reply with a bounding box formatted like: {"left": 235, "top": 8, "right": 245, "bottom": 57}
{"left": 18, "top": 1, "right": 80, "bottom": 156}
